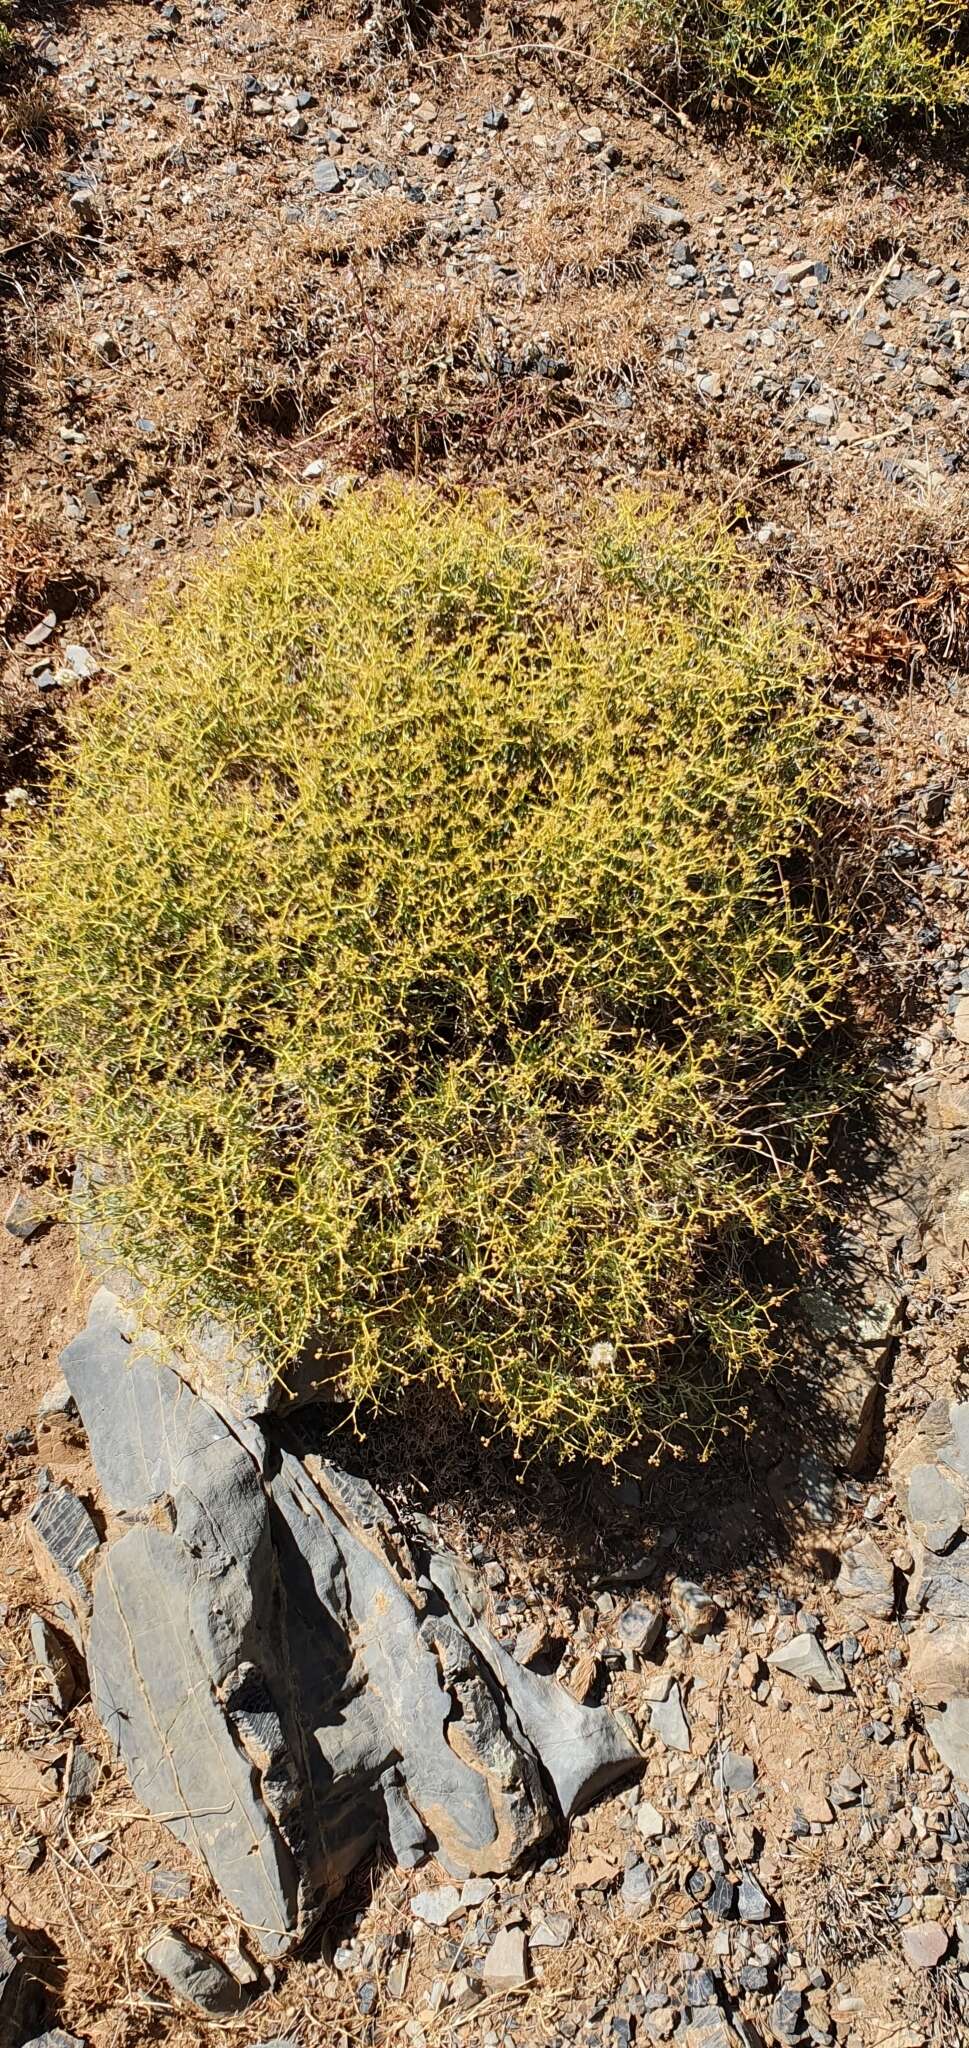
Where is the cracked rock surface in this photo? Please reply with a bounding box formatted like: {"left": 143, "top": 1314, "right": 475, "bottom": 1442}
{"left": 58, "top": 1289, "right": 637, "bottom": 1957}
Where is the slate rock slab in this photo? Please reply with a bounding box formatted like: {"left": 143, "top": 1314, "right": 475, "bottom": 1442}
{"left": 893, "top": 1399, "right": 969, "bottom": 1552}
{"left": 60, "top": 1290, "right": 638, "bottom": 1958}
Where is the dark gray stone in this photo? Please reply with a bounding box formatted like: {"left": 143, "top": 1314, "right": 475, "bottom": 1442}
{"left": 4, "top": 1190, "right": 45, "bottom": 1242}
{"left": 66, "top": 1292, "right": 638, "bottom": 1960}
{"left": 149, "top": 1869, "right": 191, "bottom": 1901}
{"left": 29, "top": 1613, "right": 75, "bottom": 1710}
{"left": 737, "top": 1873, "right": 772, "bottom": 1923}
{"left": 771, "top": 1988, "right": 804, "bottom": 2043}
{"left": 621, "top": 1862, "right": 653, "bottom": 1917}
{"left": 1, "top": 1918, "right": 31, "bottom": 2048}
{"left": 143, "top": 1934, "right": 246, "bottom": 2015}
{"left": 313, "top": 159, "right": 343, "bottom": 195}
{"left": 66, "top": 1745, "right": 99, "bottom": 1806}
{"left": 27, "top": 1485, "right": 100, "bottom": 1623}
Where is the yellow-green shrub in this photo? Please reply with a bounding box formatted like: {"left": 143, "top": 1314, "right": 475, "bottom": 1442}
{"left": 621, "top": 0, "right": 969, "bottom": 157}
{"left": 4, "top": 487, "right": 845, "bottom": 1460}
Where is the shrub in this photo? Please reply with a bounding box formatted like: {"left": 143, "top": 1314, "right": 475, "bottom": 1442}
{"left": 3, "top": 487, "right": 845, "bottom": 1461}
{"left": 619, "top": 0, "right": 969, "bottom": 157}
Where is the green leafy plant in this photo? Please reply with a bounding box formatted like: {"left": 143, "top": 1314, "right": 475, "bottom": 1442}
{"left": 619, "top": 0, "right": 969, "bottom": 156}
{"left": 4, "top": 486, "right": 846, "bottom": 1460}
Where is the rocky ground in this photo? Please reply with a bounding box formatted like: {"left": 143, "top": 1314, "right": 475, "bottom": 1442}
{"left": 3, "top": 1, "right": 969, "bottom": 2046}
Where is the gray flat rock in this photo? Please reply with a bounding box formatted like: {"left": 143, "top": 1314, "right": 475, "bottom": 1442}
{"left": 768, "top": 1633, "right": 846, "bottom": 1693}
{"left": 481, "top": 1928, "right": 529, "bottom": 1990}
{"left": 60, "top": 1289, "right": 240, "bottom": 1515}
{"left": 92, "top": 1524, "right": 299, "bottom": 1955}
{"left": 63, "top": 1290, "right": 638, "bottom": 1958}
{"left": 910, "top": 1540, "right": 969, "bottom": 1622}
{"left": 799, "top": 1234, "right": 904, "bottom": 1470}
{"left": 893, "top": 1399, "right": 969, "bottom": 1551}
{"left": 410, "top": 1886, "right": 463, "bottom": 1927}
{"left": 650, "top": 1680, "right": 691, "bottom": 1752}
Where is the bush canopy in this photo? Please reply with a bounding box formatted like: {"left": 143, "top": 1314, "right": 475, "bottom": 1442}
{"left": 621, "top": 0, "right": 969, "bottom": 157}
{"left": 5, "top": 487, "right": 845, "bottom": 1460}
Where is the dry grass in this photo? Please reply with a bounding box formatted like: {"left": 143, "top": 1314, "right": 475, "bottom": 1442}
{"left": 808, "top": 487, "right": 969, "bottom": 681}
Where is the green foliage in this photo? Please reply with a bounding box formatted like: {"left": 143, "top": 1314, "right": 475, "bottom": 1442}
{"left": 4, "top": 486, "right": 846, "bottom": 1461}
{"left": 621, "top": 0, "right": 969, "bottom": 156}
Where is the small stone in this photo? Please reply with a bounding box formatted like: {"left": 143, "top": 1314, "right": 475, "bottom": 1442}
{"left": 768, "top": 1633, "right": 846, "bottom": 1693}
{"left": 684, "top": 1968, "right": 718, "bottom": 2008}
{"left": 670, "top": 1578, "right": 722, "bottom": 1640}
{"left": 618, "top": 1601, "right": 663, "bottom": 1656}
{"left": 4, "top": 1192, "right": 45, "bottom": 1241}
{"left": 800, "top": 1791, "right": 833, "bottom": 1825}
{"left": 954, "top": 997, "right": 969, "bottom": 1045}
{"left": 37, "top": 1378, "right": 78, "bottom": 1421}
{"left": 313, "top": 159, "right": 343, "bottom": 194}
{"left": 66, "top": 1744, "right": 99, "bottom": 1805}
{"left": 708, "top": 1874, "right": 735, "bottom": 1921}
{"left": 482, "top": 107, "right": 508, "bottom": 132}
{"left": 901, "top": 1922, "right": 949, "bottom": 1969}
{"left": 459, "top": 1877, "right": 494, "bottom": 1909}
{"left": 481, "top": 1928, "right": 529, "bottom": 1990}
{"left": 737, "top": 1873, "right": 772, "bottom": 1923}
{"left": 651, "top": 1680, "right": 691, "bottom": 1752}
{"left": 411, "top": 1885, "right": 463, "bottom": 1927}
{"left": 722, "top": 1751, "right": 755, "bottom": 1792}
{"left": 771, "top": 1987, "right": 804, "bottom": 2043}
{"left": 530, "top": 1912, "right": 572, "bottom": 1949}
{"left": 143, "top": 1934, "right": 246, "bottom": 2015}
{"left": 29, "top": 1613, "right": 75, "bottom": 1711}
{"left": 636, "top": 1799, "right": 665, "bottom": 1839}
{"left": 63, "top": 643, "right": 98, "bottom": 684}
{"left": 621, "top": 1862, "right": 653, "bottom": 1917}
{"left": 21, "top": 2034, "right": 87, "bottom": 2047}
{"left": 697, "top": 372, "right": 724, "bottom": 402}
